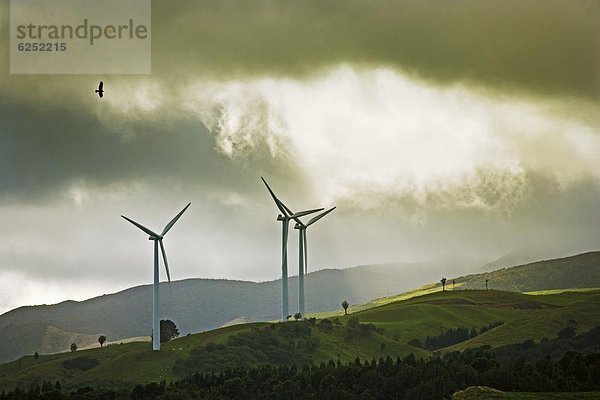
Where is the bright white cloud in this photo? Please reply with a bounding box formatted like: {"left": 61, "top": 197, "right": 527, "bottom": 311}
{"left": 1, "top": 66, "right": 599, "bottom": 314}
{"left": 177, "top": 66, "right": 599, "bottom": 216}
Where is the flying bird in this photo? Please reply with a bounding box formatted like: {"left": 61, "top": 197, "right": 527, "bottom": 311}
{"left": 95, "top": 81, "right": 104, "bottom": 98}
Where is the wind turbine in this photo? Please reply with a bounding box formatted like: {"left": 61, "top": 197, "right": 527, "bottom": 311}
{"left": 261, "top": 177, "right": 323, "bottom": 322}
{"left": 293, "top": 207, "right": 336, "bottom": 319}
{"left": 121, "top": 203, "right": 191, "bottom": 351}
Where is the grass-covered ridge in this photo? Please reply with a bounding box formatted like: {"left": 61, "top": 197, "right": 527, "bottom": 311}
{"left": 456, "top": 251, "right": 600, "bottom": 292}
{"left": 346, "top": 289, "right": 600, "bottom": 350}
{"left": 0, "top": 317, "right": 425, "bottom": 390}
{"left": 1, "top": 288, "right": 599, "bottom": 391}
{"left": 2, "top": 251, "right": 599, "bottom": 365}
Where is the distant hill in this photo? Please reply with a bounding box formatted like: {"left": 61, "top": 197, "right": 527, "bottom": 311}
{"left": 0, "top": 251, "right": 597, "bottom": 364}
{"left": 0, "top": 261, "right": 452, "bottom": 363}
{"left": 480, "top": 251, "right": 550, "bottom": 272}
{"left": 455, "top": 251, "right": 600, "bottom": 292}
{"left": 1, "top": 288, "right": 598, "bottom": 391}
{"left": 319, "top": 251, "right": 600, "bottom": 317}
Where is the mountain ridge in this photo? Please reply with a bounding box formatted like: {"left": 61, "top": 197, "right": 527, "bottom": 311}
{"left": 0, "top": 251, "right": 598, "bottom": 364}
{"left": 0, "top": 261, "right": 455, "bottom": 363}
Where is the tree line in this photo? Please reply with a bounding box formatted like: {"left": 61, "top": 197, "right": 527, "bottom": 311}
{"left": 1, "top": 348, "right": 598, "bottom": 400}
{"left": 5, "top": 323, "right": 598, "bottom": 399}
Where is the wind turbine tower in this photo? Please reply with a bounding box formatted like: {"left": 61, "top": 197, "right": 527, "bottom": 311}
{"left": 294, "top": 207, "right": 336, "bottom": 319}
{"left": 261, "top": 178, "right": 322, "bottom": 321}
{"left": 121, "top": 203, "right": 191, "bottom": 350}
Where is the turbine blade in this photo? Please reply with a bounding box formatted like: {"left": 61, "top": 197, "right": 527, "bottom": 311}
{"left": 290, "top": 208, "right": 324, "bottom": 227}
{"left": 291, "top": 215, "right": 305, "bottom": 227}
{"left": 162, "top": 203, "right": 191, "bottom": 236}
{"left": 291, "top": 208, "right": 324, "bottom": 219}
{"left": 279, "top": 200, "right": 294, "bottom": 217}
{"left": 159, "top": 239, "right": 172, "bottom": 293}
{"left": 121, "top": 215, "right": 159, "bottom": 237}
{"left": 261, "top": 177, "right": 290, "bottom": 217}
{"left": 306, "top": 206, "right": 336, "bottom": 226}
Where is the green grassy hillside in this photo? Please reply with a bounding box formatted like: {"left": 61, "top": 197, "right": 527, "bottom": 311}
{"left": 320, "top": 252, "right": 600, "bottom": 318}
{"left": 456, "top": 252, "right": 600, "bottom": 292}
{"left": 0, "top": 323, "right": 267, "bottom": 390}
{"left": 345, "top": 289, "right": 600, "bottom": 350}
{"left": 447, "top": 292, "right": 600, "bottom": 351}
{"left": 2, "top": 251, "right": 598, "bottom": 365}
{"left": 0, "top": 318, "right": 427, "bottom": 390}
{"left": 2, "top": 288, "right": 598, "bottom": 392}
{"left": 0, "top": 261, "right": 454, "bottom": 364}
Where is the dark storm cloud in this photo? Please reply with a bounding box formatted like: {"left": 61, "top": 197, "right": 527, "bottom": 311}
{"left": 151, "top": 0, "right": 600, "bottom": 99}
{"left": 0, "top": 99, "right": 301, "bottom": 201}
{"left": 1, "top": 0, "right": 598, "bottom": 100}
{"left": 0, "top": 0, "right": 598, "bottom": 314}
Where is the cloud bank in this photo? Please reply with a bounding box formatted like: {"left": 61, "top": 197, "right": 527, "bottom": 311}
{"left": 0, "top": 0, "right": 598, "bottom": 313}
{"left": 178, "top": 67, "right": 600, "bottom": 219}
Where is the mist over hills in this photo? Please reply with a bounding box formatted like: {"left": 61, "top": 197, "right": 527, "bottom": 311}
{"left": 0, "top": 251, "right": 598, "bottom": 364}
{"left": 0, "top": 260, "right": 456, "bottom": 363}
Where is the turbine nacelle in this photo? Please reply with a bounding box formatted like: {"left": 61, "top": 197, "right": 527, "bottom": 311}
{"left": 122, "top": 202, "right": 192, "bottom": 288}
{"left": 261, "top": 177, "right": 324, "bottom": 220}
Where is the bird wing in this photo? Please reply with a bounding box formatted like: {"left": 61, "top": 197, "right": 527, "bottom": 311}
{"left": 99, "top": 81, "right": 103, "bottom": 90}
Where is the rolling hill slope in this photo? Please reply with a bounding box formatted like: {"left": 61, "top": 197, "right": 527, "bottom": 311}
{"left": 456, "top": 251, "right": 600, "bottom": 292}
{"left": 337, "top": 251, "right": 600, "bottom": 316}
{"left": 347, "top": 288, "right": 600, "bottom": 350}
{"left": 0, "top": 261, "right": 452, "bottom": 363}
{"left": 0, "top": 251, "right": 598, "bottom": 364}
{"left": 1, "top": 288, "right": 598, "bottom": 391}
{"left": 0, "top": 318, "right": 427, "bottom": 390}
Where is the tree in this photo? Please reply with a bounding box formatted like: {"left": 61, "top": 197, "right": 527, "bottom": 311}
{"left": 160, "top": 319, "right": 180, "bottom": 343}
{"left": 452, "top": 280, "right": 455, "bottom": 290}
{"left": 70, "top": 343, "right": 77, "bottom": 352}
{"left": 485, "top": 279, "right": 489, "bottom": 290}
{"left": 341, "top": 300, "right": 349, "bottom": 315}
{"left": 33, "top": 351, "right": 39, "bottom": 361}
{"left": 293, "top": 313, "right": 302, "bottom": 321}
{"left": 98, "top": 335, "right": 107, "bottom": 347}
{"left": 440, "top": 277, "right": 447, "bottom": 291}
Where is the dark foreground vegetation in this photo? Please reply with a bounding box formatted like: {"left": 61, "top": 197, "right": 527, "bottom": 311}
{"left": 1, "top": 350, "right": 598, "bottom": 400}
{"left": 2, "top": 327, "right": 600, "bottom": 400}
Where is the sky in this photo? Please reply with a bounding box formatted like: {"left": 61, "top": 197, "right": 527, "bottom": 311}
{"left": 0, "top": 0, "right": 599, "bottom": 314}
